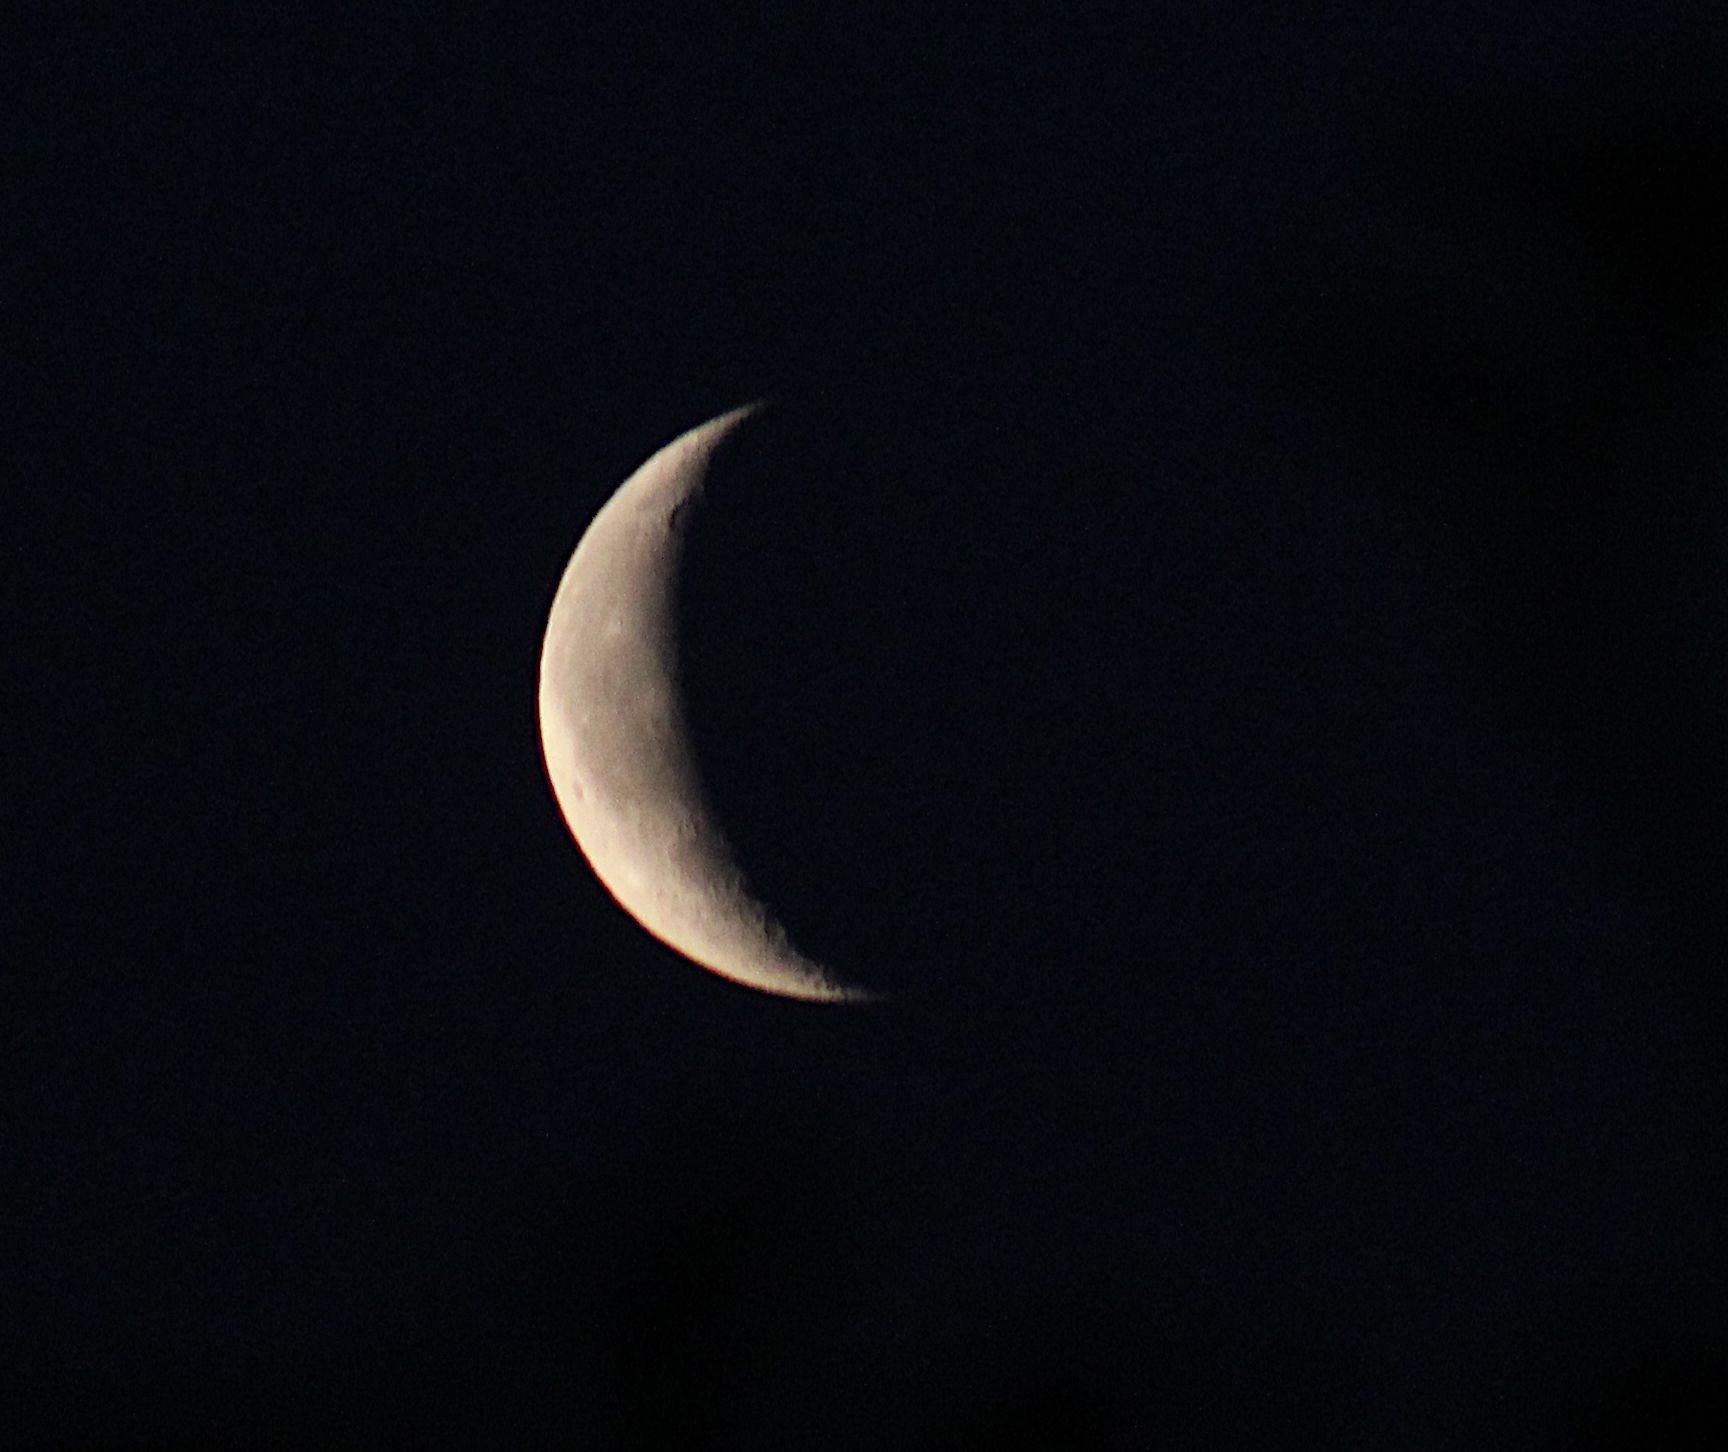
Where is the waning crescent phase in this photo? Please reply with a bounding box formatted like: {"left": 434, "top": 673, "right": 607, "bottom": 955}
{"left": 537, "top": 405, "right": 871, "bottom": 1003}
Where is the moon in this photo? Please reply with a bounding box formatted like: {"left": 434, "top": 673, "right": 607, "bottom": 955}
{"left": 538, "top": 404, "right": 871, "bottom": 1003}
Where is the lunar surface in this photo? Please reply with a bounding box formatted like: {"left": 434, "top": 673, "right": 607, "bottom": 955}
{"left": 538, "top": 404, "right": 871, "bottom": 1003}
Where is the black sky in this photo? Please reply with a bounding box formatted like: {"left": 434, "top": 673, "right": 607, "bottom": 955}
{"left": 11, "top": 5, "right": 1728, "bottom": 1447}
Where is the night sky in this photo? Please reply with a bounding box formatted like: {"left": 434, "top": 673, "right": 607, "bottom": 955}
{"left": 12, "top": 6, "right": 1728, "bottom": 1447}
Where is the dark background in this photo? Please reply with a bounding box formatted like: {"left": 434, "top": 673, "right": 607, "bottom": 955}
{"left": 10, "top": 4, "right": 1727, "bottom": 1446}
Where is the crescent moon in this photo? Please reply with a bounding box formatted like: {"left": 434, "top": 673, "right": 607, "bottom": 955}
{"left": 537, "top": 404, "right": 871, "bottom": 1003}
